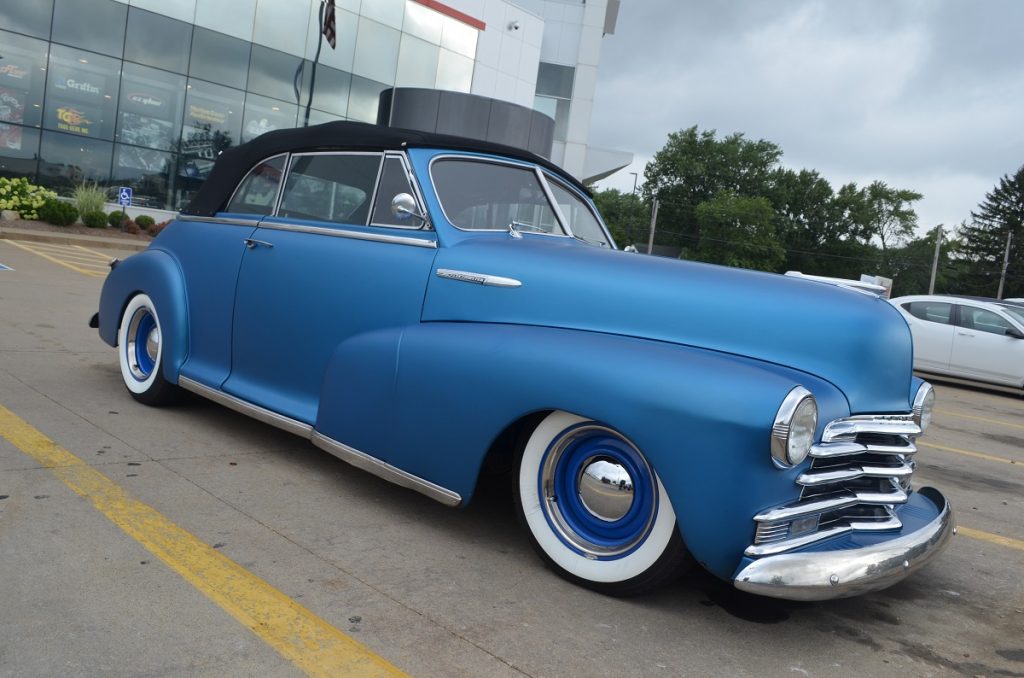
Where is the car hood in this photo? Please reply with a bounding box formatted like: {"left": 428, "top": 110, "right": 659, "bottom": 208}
{"left": 422, "top": 236, "right": 914, "bottom": 413}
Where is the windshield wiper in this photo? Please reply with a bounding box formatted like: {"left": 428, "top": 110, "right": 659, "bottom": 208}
{"left": 571, "top": 233, "right": 608, "bottom": 248}
{"left": 508, "top": 221, "right": 550, "bottom": 238}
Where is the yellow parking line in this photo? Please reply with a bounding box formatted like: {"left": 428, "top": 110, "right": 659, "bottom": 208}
{"left": 958, "top": 526, "right": 1024, "bottom": 551}
{"left": 0, "top": 405, "right": 406, "bottom": 678}
{"left": 935, "top": 409, "right": 1024, "bottom": 431}
{"left": 73, "top": 243, "right": 122, "bottom": 260}
{"left": 918, "top": 440, "right": 1018, "bottom": 465}
{"left": 16, "top": 247, "right": 108, "bottom": 265}
{"left": 3, "top": 240, "right": 105, "bottom": 278}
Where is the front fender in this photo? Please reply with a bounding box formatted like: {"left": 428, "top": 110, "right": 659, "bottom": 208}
{"left": 315, "top": 321, "right": 849, "bottom": 581}
{"left": 97, "top": 249, "right": 188, "bottom": 384}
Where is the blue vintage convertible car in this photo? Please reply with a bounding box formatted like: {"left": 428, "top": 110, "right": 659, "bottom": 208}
{"left": 93, "top": 121, "right": 953, "bottom": 600}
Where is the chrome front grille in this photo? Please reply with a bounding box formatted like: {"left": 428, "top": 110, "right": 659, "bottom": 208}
{"left": 747, "top": 414, "right": 921, "bottom": 557}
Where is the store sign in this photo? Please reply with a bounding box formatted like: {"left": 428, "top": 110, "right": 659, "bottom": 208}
{"left": 0, "top": 64, "right": 29, "bottom": 81}
{"left": 0, "top": 87, "right": 26, "bottom": 125}
{"left": 127, "top": 93, "right": 164, "bottom": 109}
{"left": 188, "top": 104, "right": 227, "bottom": 125}
{"left": 54, "top": 78, "right": 102, "bottom": 96}
{"left": 56, "top": 106, "right": 92, "bottom": 134}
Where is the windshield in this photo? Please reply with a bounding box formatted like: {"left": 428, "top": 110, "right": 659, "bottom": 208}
{"left": 431, "top": 159, "right": 565, "bottom": 235}
{"left": 998, "top": 304, "right": 1024, "bottom": 326}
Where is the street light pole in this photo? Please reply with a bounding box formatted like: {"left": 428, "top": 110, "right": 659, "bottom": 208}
{"left": 997, "top": 230, "right": 1013, "bottom": 299}
{"left": 629, "top": 172, "right": 638, "bottom": 195}
{"left": 928, "top": 225, "right": 943, "bottom": 294}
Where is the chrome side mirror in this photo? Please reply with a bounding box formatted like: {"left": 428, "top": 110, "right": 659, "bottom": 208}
{"left": 623, "top": 244, "right": 638, "bottom": 253}
{"left": 391, "top": 193, "right": 426, "bottom": 224}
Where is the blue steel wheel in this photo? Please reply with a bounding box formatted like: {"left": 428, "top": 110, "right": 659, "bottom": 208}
{"left": 117, "top": 294, "right": 179, "bottom": 405}
{"left": 516, "top": 411, "right": 690, "bottom": 596}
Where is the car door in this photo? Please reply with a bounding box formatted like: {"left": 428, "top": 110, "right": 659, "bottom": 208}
{"left": 900, "top": 300, "right": 955, "bottom": 372}
{"left": 175, "top": 153, "right": 285, "bottom": 389}
{"left": 222, "top": 151, "right": 438, "bottom": 424}
{"left": 951, "top": 305, "right": 1024, "bottom": 386}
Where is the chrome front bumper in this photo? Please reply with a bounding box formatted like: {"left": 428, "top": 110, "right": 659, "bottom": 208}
{"left": 733, "top": 487, "right": 954, "bottom": 600}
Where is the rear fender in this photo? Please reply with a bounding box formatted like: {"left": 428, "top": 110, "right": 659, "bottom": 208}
{"left": 315, "top": 321, "right": 849, "bottom": 580}
{"left": 97, "top": 249, "right": 188, "bottom": 383}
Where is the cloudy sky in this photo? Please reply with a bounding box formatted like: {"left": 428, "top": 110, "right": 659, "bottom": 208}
{"left": 589, "top": 0, "right": 1024, "bottom": 235}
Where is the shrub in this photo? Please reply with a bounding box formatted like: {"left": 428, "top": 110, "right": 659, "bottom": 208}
{"left": 73, "top": 183, "right": 107, "bottom": 216}
{"left": 122, "top": 220, "right": 141, "bottom": 235}
{"left": 0, "top": 176, "right": 57, "bottom": 220}
{"left": 147, "top": 220, "right": 170, "bottom": 237}
{"left": 82, "top": 210, "right": 108, "bottom": 229}
{"left": 135, "top": 214, "right": 155, "bottom": 229}
{"left": 37, "top": 198, "right": 79, "bottom": 226}
{"left": 108, "top": 209, "right": 129, "bottom": 228}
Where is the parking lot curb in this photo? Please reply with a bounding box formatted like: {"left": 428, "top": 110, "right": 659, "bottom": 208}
{"left": 0, "top": 226, "right": 150, "bottom": 252}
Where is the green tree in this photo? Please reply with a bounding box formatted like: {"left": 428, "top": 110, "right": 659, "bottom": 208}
{"left": 590, "top": 188, "right": 648, "bottom": 247}
{"left": 693, "top": 192, "right": 783, "bottom": 271}
{"left": 959, "top": 166, "right": 1024, "bottom": 297}
{"left": 642, "top": 126, "right": 782, "bottom": 248}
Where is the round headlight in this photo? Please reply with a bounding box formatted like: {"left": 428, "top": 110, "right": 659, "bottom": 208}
{"left": 913, "top": 382, "right": 935, "bottom": 432}
{"left": 771, "top": 386, "right": 818, "bottom": 468}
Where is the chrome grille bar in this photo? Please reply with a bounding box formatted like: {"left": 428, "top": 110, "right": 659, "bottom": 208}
{"left": 746, "top": 414, "right": 920, "bottom": 557}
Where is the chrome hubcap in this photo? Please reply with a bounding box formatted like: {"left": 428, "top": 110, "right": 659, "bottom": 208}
{"left": 146, "top": 327, "right": 160, "bottom": 362}
{"left": 540, "top": 423, "right": 657, "bottom": 558}
{"left": 578, "top": 457, "right": 634, "bottom": 522}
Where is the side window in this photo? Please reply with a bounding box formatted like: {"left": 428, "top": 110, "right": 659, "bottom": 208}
{"left": 370, "top": 157, "right": 419, "bottom": 227}
{"left": 959, "top": 307, "right": 1014, "bottom": 336}
{"left": 904, "top": 301, "right": 953, "bottom": 325}
{"left": 225, "top": 155, "right": 286, "bottom": 215}
{"left": 278, "top": 153, "right": 382, "bottom": 225}
{"left": 547, "top": 177, "right": 611, "bottom": 247}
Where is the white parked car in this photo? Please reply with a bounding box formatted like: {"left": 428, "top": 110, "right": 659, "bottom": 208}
{"left": 890, "top": 295, "right": 1024, "bottom": 390}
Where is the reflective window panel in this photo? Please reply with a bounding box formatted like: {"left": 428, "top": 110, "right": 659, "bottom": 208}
{"left": 38, "top": 130, "right": 114, "bottom": 194}
{"left": 190, "top": 27, "right": 252, "bottom": 88}
{"left": 435, "top": 48, "right": 473, "bottom": 92}
{"left": 111, "top": 143, "right": 174, "bottom": 208}
{"left": 0, "top": 30, "right": 49, "bottom": 129}
{"left": 299, "top": 63, "right": 351, "bottom": 118}
{"left": 45, "top": 45, "right": 120, "bottom": 141}
{"left": 124, "top": 7, "right": 193, "bottom": 75}
{"left": 241, "top": 93, "right": 297, "bottom": 143}
{"left": 278, "top": 153, "right": 382, "bottom": 225}
{"left": 0, "top": 124, "right": 41, "bottom": 180}
{"left": 0, "top": 0, "right": 55, "bottom": 40}
{"left": 403, "top": 1, "right": 443, "bottom": 45}
{"left": 247, "top": 45, "right": 303, "bottom": 105}
{"left": 440, "top": 17, "right": 477, "bottom": 59}
{"left": 536, "top": 63, "right": 575, "bottom": 99}
{"left": 179, "top": 79, "right": 244, "bottom": 189}
{"left": 534, "top": 95, "right": 569, "bottom": 140}
{"left": 352, "top": 17, "right": 400, "bottom": 85}
{"left": 51, "top": 0, "right": 127, "bottom": 59}
{"left": 347, "top": 75, "right": 388, "bottom": 123}
{"left": 116, "top": 63, "right": 186, "bottom": 152}
{"left": 395, "top": 34, "right": 439, "bottom": 89}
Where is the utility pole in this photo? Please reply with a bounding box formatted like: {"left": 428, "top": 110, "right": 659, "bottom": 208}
{"left": 928, "top": 225, "right": 943, "bottom": 294}
{"left": 629, "top": 172, "right": 638, "bottom": 195}
{"left": 646, "top": 198, "right": 659, "bottom": 255}
{"left": 997, "top": 231, "right": 1013, "bottom": 299}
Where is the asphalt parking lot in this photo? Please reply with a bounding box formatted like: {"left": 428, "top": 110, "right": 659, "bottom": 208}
{"left": 1, "top": 238, "right": 1022, "bottom": 677}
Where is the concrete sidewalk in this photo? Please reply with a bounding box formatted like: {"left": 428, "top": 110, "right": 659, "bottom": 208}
{"left": 0, "top": 225, "right": 150, "bottom": 252}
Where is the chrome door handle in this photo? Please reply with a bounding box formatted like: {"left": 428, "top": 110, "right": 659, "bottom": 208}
{"left": 244, "top": 238, "right": 274, "bottom": 249}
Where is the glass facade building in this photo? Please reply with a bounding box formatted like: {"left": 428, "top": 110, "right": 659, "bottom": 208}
{"left": 0, "top": 0, "right": 626, "bottom": 212}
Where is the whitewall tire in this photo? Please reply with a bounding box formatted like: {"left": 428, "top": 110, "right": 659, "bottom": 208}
{"left": 117, "top": 294, "right": 178, "bottom": 405}
{"left": 515, "top": 411, "right": 690, "bottom": 596}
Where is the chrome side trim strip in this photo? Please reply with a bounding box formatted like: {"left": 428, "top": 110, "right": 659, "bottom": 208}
{"left": 178, "top": 376, "right": 313, "bottom": 439}
{"left": 260, "top": 221, "right": 438, "bottom": 248}
{"left": 179, "top": 215, "right": 262, "bottom": 228}
{"left": 435, "top": 268, "right": 522, "bottom": 288}
{"left": 311, "top": 432, "right": 462, "bottom": 507}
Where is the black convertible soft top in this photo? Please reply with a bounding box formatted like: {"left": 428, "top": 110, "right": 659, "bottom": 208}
{"left": 182, "top": 120, "right": 587, "bottom": 217}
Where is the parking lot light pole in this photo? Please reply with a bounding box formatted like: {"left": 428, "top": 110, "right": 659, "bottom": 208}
{"left": 997, "top": 231, "right": 1013, "bottom": 299}
{"left": 646, "top": 197, "right": 659, "bottom": 255}
{"left": 928, "top": 226, "right": 943, "bottom": 294}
